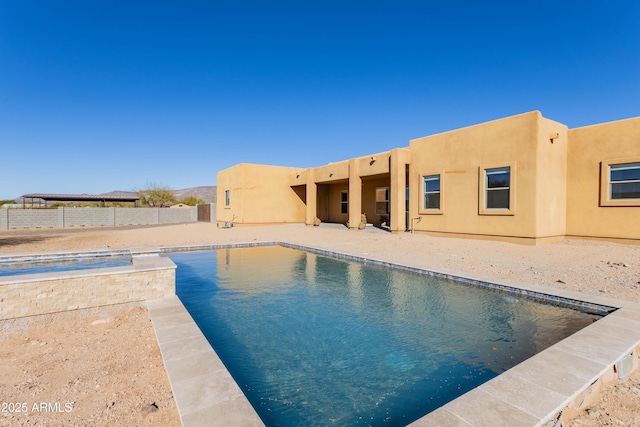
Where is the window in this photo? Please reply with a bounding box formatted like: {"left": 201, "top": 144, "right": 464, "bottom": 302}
{"left": 340, "top": 191, "right": 348, "bottom": 214}
{"left": 610, "top": 163, "right": 640, "bottom": 200}
{"left": 225, "top": 190, "right": 230, "bottom": 207}
{"left": 600, "top": 159, "right": 640, "bottom": 207}
{"left": 479, "top": 163, "right": 515, "bottom": 215}
{"left": 485, "top": 167, "right": 510, "bottom": 209}
{"left": 423, "top": 175, "right": 440, "bottom": 210}
{"left": 375, "top": 187, "right": 389, "bottom": 215}
{"left": 406, "top": 186, "right": 409, "bottom": 213}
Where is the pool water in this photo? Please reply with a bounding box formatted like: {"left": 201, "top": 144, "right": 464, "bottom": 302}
{"left": 170, "top": 246, "right": 598, "bottom": 426}
{"left": 0, "top": 256, "right": 132, "bottom": 277}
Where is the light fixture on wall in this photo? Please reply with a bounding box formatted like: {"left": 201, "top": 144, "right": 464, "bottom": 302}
{"left": 549, "top": 133, "right": 560, "bottom": 143}
{"left": 370, "top": 156, "right": 376, "bottom": 165}
{"left": 329, "top": 172, "right": 334, "bottom": 177}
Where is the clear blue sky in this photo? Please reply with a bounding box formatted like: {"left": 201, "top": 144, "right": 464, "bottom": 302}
{"left": 1, "top": 1, "right": 638, "bottom": 199}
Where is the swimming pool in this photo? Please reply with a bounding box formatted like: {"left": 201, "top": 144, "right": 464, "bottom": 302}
{"left": 170, "top": 245, "right": 600, "bottom": 426}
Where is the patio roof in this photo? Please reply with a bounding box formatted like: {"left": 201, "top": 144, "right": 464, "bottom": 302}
{"left": 22, "top": 193, "right": 139, "bottom": 203}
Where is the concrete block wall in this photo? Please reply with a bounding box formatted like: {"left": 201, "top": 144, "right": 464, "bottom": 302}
{"left": 0, "top": 206, "right": 198, "bottom": 230}
{"left": 159, "top": 207, "right": 196, "bottom": 224}
{"left": 210, "top": 202, "right": 217, "bottom": 222}
{"left": 63, "top": 207, "right": 115, "bottom": 227}
{"left": 114, "top": 208, "right": 157, "bottom": 226}
{"left": 3, "top": 209, "right": 58, "bottom": 229}
{"left": 0, "top": 256, "right": 176, "bottom": 320}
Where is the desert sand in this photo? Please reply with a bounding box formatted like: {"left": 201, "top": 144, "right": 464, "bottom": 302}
{"left": 1, "top": 222, "right": 639, "bottom": 426}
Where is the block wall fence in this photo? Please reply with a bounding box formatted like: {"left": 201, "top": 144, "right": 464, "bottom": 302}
{"left": 0, "top": 204, "right": 216, "bottom": 230}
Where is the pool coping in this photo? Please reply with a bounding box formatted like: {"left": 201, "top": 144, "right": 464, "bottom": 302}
{"left": 4, "top": 242, "right": 640, "bottom": 426}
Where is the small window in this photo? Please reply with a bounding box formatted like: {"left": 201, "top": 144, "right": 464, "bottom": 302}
{"left": 423, "top": 175, "right": 440, "bottom": 210}
{"left": 375, "top": 187, "right": 389, "bottom": 215}
{"left": 485, "top": 167, "right": 510, "bottom": 209}
{"left": 225, "top": 190, "right": 230, "bottom": 207}
{"left": 610, "top": 163, "right": 640, "bottom": 200}
{"left": 340, "top": 191, "right": 348, "bottom": 214}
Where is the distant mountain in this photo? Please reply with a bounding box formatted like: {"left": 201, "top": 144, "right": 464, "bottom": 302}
{"left": 98, "top": 190, "right": 138, "bottom": 199}
{"left": 173, "top": 186, "right": 216, "bottom": 204}
{"left": 14, "top": 186, "right": 217, "bottom": 204}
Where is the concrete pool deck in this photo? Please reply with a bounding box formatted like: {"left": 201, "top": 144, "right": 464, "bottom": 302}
{"left": 146, "top": 242, "right": 640, "bottom": 427}
{"left": 147, "top": 296, "right": 263, "bottom": 426}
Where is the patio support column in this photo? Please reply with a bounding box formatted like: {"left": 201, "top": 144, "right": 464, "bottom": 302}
{"left": 348, "top": 158, "right": 362, "bottom": 230}
{"left": 305, "top": 169, "right": 317, "bottom": 225}
{"left": 390, "top": 148, "right": 410, "bottom": 234}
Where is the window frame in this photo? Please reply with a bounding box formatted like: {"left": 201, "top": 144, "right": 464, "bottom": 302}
{"left": 340, "top": 190, "right": 348, "bottom": 215}
{"left": 419, "top": 173, "right": 443, "bottom": 215}
{"left": 224, "top": 190, "right": 230, "bottom": 207}
{"left": 600, "top": 159, "right": 640, "bottom": 207}
{"left": 478, "top": 162, "right": 516, "bottom": 216}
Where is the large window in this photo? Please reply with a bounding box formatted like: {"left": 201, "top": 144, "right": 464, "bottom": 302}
{"left": 600, "top": 159, "right": 640, "bottom": 207}
{"left": 423, "top": 175, "right": 440, "bottom": 210}
{"left": 485, "top": 167, "right": 510, "bottom": 209}
{"left": 610, "top": 163, "right": 640, "bottom": 200}
{"left": 340, "top": 191, "right": 348, "bottom": 214}
{"left": 375, "top": 187, "right": 389, "bottom": 215}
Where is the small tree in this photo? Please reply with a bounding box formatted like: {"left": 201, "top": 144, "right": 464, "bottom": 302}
{"left": 135, "top": 183, "right": 177, "bottom": 207}
{"left": 180, "top": 195, "right": 206, "bottom": 206}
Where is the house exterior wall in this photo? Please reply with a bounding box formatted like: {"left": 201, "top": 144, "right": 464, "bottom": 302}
{"left": 409, "top": 111, "right": 544, "bottom": 240}
{"left": 566, "top": 117, "right": 640, "bottom": 241}
{"left": 216, "top": 111, "right": 640, "bottom": 243}
{"left": 534, "top": 118, "right": 569, "bottom": 238}
{"left": 216, "top": 163, "right": 306, "bottom": 225}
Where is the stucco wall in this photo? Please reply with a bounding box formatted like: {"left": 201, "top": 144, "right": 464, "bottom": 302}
{"left": 409, "top": 111, "right": 545, "bottom": 240}
{"left": 313, "top": 160, "right": 350, "bottom": 183}
{"left": 566, "top": 117, "right": 640, "bottom": 240}
{"left": 0, "top": 256, "right": 176, "bottom": 320}
{"left": 217, "top": 163, "right": 306, "bottom": 225}
{"left": 534, "top": 117, "right": 569, "bottom": 238}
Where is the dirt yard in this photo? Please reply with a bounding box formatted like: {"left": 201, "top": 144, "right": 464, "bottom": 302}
{"left": 1, "top": 222, "right": 639, "bottom": 426}
{"left": 0, "top": 304, "right": 180, "bottom": 426}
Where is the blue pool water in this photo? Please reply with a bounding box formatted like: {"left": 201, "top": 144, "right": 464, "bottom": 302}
{"left": 0, "top": 256, "right": 132, "bottom": 277}
{"left": 170, "top": 246, "right": 598, "bottom": 426}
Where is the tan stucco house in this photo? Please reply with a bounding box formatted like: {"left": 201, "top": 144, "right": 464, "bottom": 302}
{"left": 217, "top": 111, "right": 640, "bottom": 244}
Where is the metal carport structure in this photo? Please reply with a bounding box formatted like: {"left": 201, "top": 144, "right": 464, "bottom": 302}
{"left": 21, "top": 193, "right": 140, "bottom": 208}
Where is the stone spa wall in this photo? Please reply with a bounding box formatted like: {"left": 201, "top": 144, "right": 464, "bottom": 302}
{"left": 0, "top": 255, "right": 176, "bottom": 320}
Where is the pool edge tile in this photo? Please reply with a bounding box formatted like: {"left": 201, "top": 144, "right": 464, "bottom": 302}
{"left": 146, "top": 297, "right": 264, "bottom": 427}
{"left": 427, "top": 387, "right": 541, "bottom": 427}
